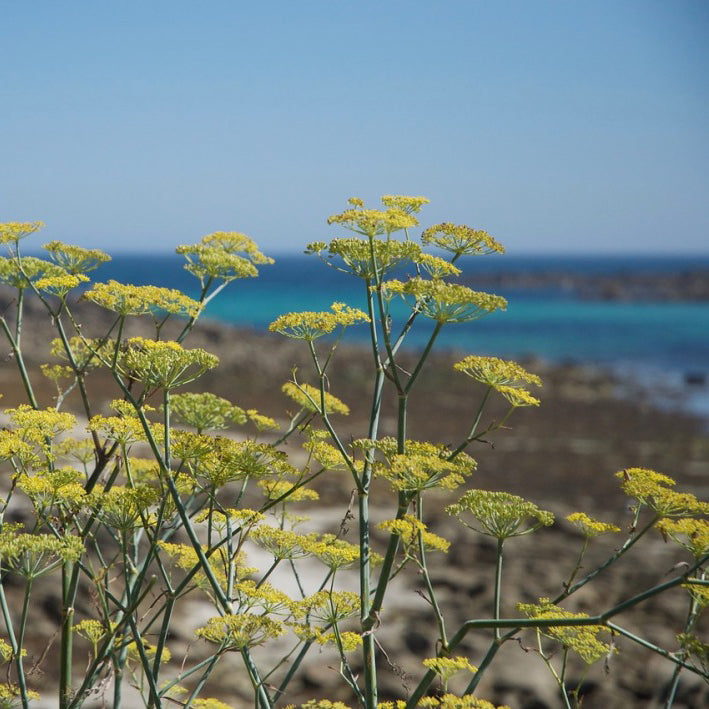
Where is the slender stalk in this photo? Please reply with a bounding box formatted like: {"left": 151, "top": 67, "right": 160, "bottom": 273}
{"left": 494, "top": 539, "right": 504, "bottom": 640}
{"left": 404, "top": 321, "right": 442, "bottom": 395}
{"left": 59, "top": 563, "right": 75, "bottom": 709}
{"left": 0, "top": 315, "right": 38, "bottom": 409}
{"left": 416, "top": 496, "right": 447, "bottom": 650}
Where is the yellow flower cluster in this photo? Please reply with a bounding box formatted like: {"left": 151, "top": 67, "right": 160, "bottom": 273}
{"left": 656, "top": 517, "right": 709, "bottom": 558}
{"left": 0, "top": 639, "right": 15, "bottom": 662}
{"left": 233, "top": 580, "right": 293, "bottom": 616}
{"left": 17, "top": 468, "right": 86, "bottom": 511}
{"left": 253, "top": 526, "right": 363, "bottom": 569}
{"left": 121, "top": 337, "right": 219, "bottom": 389}
{"left": 257, "top": 480, "right": 319, "bottom": 502}
{"left": 421, "top": 223, "right": 505, "bottom": 256}
{"left": 0, "top": 430, "right": 38, "bottom": 468}
{"left": 422, "top": 655, "right": 477, "bottom": 681}
{"left": 88, "top": 414, "right": 147, "bottom": 447}
{"left": 566, "top": 512, "right": 620, "bottom": 538}
{"left": 308, "top": 534, "right": 361, "bottom": 569}
{"left": 380, "top": 195, "right": 431, "bottom": 214}
{"left": 35, "top": 272, "right": 89, "bottom": 297}
{"left": 415, "top": 695, "right": 511, "bottom": 709}
{"left": 377, "top": 515, "right": 450, "bottom": 553}
{"left": 382, "top": 277, "right": 507, "bottom": 324}
{"left": 418, "top": 253, "right": 462, "bottom": 279}
{"left": 269, "top": 302, "right": 369, "bottom": 340}
{"left": 158, "top": 541, "right": 240, "bottom": 590}
{"left": 43, "top": 240, "right": 111, "bottom": 274}
{"left": 0, "top": 527, "right": 84, "bottom": 576}
{"left": 307, "top": 238, "right": 422, "bottom": 280}
{"left": 0, "top": 683, "right": 40, "bottom": 704}
{"left": 677, "top": 633, "right": 709, "bottom": 672}
{"left": 177, "top": 231, "right": 273, "bottom": 284}
{"left": 7, "top": 405, "right": 76, "bottom": 445}
{"left": 517, "top": 598, "right": 614, "bottom": 665}
{"left": 286, "top": 701, "right": 352, "bottom": 709}
{"left": 0, "top": 221, "right": 44, "bottom": 244}
{"left": 192, "top": 699, "right": 233, "bottom": 709}
{"left": 84, "top": 281, "right": 202, "bottom": 318}
{"left": 94, "top": 485, "right": 160, "bottom": 530}
{"left": 303, "top": 432, "right": 347, "bottom": 470}
{"left": 252, "top": 526, "right": 312, "bottom": 560}
{"left": 282, "top": 381, "right": 350, "bottom": 415}
{"left": 292, "top": 590, "right": 360, "bottom": 624}
{"left": 446, "top": 490, "right": 554, "bottom": 540}
{"left": 169, "top": 391, "right": 247, "bottom": 432}
{"left": 0, "top": 255, "right": 65, "bottom": 290}
{"left": 51, "top": 336, "right": 112, "bottom": 371}
{"left": 616, "top": 468, "right": 709, "bottom": 516}
{"left": 683, "top": 583, "right": 709, "bottom": 608}
{"left": 195, "top": 612, "right": 284, "bottom": 649}
{"left": 194, "top": 508, "right": 264, "bottom": 534}
{"left": 327, "top": 207, "right": 418, "bottom": 237}
{"left": 190, "top": 439, "right": 286, "bottom": 487}
{"left": 74, "top": 619, "right": 111, "bottom": 649}
{"left": 372, "top": 442, "right": 475, "bottom": 493}
{"left": 454, "top": 355, "right": 541, "bottom": 389}
{"left": 246, "top": 408, "right": 280, "bottom": 431}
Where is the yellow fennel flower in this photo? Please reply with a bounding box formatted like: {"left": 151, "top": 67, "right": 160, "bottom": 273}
{"left": 378, "top": 515, "right": 450, "bottom": 553}
{"left": 307, "top": 237, "right": 421, "bottom": 280}
{"left": 35, "top": 272, "right": 89, "bottom": 297}
{"left": 0, "top": 683, "right": 40, "bottom": 704}
{"left": 617, "top": 468, "right": 709, "bottom": 516}
{"left": 656, "top": 517, "right": 709, "bottom": 558}
{"left": 0, "top": 255, "right": 65, "bottom": 290}
{"left": 169, "top": 391, "right": 246, "bottom": 432}
{"left": 43, "top": 241, "right": 111, "bottom": 274}
{"left": 454, "top": 355, "right": 542, "bottom": 389}
{"left": 7, "top": 406, "right": 76, "bottom": 445}
{"left": 517, "top": 598, "right": 614, "bottom": 665}
{"left": 269, "top": 302, "right": 369, "bottom": 340}
{"left": 381, "top": 277, "right": 507, "bottom": 323}
{"left": 121, "top": 337, "right": 218, "bottom": 389}
{"left": 84, "top": 280, "right": 202, "bottom": 318}
{"left": 196, "top": 613, "right": 284, "bottom": 649}
{"left": 177, "top": 230, "right": 273, "bottom": 284}
{"left": 421, "top": 223, "right": 505, "bottom": 256}
{"left": 380, "top": 194, "right": 430, "bottom": 214}
{"left": 422, "top": 655, "right": 477, "bottom": 682}
{"left": 282, "top": 381, "right": 349, "bottom": 415}
{"left": 327, "top": 205, "right": 418, "bottom": 236}
{"left": 0, "top": 221, "right": 44, "bottom": 244}
{"left": 567, "top": 512, "right": 620, "bottom": 537}
{"left": 447, "top": 490, "right": 554, "bottom": 540}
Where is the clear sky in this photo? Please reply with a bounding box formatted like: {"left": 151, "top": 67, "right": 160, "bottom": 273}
{"left": 2, "top": 1, "right": 708, "bottom": 254}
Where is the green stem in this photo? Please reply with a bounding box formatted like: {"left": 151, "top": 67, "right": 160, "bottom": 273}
{"left": 59, "top": 563, "right": 75, "bottom": 709}
{"left": 494, "top": 539, "right": 504, "bottom": 640}
{"left": 404, "top": 321, "right": 443, "bottom": 395}
{"left": 416, "top": 496, "right": 447, "bottom": 650}
{"left": 0, "top": 314, "right": 38, "bottom": 409}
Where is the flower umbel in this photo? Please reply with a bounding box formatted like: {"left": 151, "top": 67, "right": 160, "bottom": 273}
{"left": 269, "top": 302, "right": 369, "bottom": 340}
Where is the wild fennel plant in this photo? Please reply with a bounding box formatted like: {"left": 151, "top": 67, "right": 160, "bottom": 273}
{"left": 0, "top": 204, "right": 706, "bottom": 709}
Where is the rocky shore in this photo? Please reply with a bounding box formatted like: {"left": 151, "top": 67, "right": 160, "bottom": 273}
{"left": 1, "top": 293, "right": 708, "bottom": 707}
{"left": 461, "top": 268, "right": 709, "bottom": 302}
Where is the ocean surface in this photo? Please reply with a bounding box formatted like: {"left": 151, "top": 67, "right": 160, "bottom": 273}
{"left": 95, "top": 253, "right": 709, "bottom": 418}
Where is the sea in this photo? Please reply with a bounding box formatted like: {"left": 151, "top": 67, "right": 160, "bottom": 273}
{"left": 93, "top": 253, "right": 709, "bottom": 421}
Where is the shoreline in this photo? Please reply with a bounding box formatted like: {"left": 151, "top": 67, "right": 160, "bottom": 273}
{"left": 0, "top": 296, "right": 705, "bottom": 513}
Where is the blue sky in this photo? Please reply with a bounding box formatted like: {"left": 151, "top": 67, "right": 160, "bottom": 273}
{"left": 2, "top": 1, "right": 708, "bottom": 254}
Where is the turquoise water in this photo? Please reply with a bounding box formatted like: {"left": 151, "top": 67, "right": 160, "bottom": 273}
{"left": 94, "top": 253, "right": 709, "bottom": 372}
{"left": 90, "top": 252, "right": 709, "bottom": 419}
